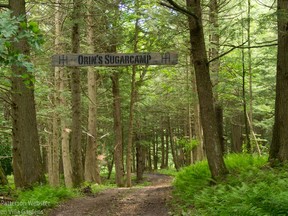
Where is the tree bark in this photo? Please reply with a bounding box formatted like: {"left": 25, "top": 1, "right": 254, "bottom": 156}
{"left": 242, "top": 39, "right": 251, "bottom": 153}
{"left": 247, "top": 0, "right": 253, "bottom": 130}
{"left": 160, "top": 128, "right": 166, "bottom": 168}
{"left": 190, "top": 56, "right": 204, "bottom": 162}
{"left": 126, "top": 66, "right": 137, "bottom": 187}
{"left": 193, "top": 104, "right": 204, "bottom": 162}
{"left": 168, "top": 117, "right": 179, "bottom": 170}
{"left": 111, "top": 72, "right": 125, "bottom": 187}
{"left": 48, "top": 0, "right": 62, "bottom": 187}
{"left": 209, "top": 0, "right": 225, "bottom": 155}
{"left": 9, "top": 0, "right": 44, "bottom": 188}
{"left": 0, "top": 165, "right": 8, "bottom": 185}
{"left": 209, "top": 0, "right": 220, "bottom": 89}
{"left": 269, "top": 0, "right": 288, "bottom": 163}
{"left": 126, "top": 0, "right": 141, "bottom": 187}
{"left": 186, "top": 0, "right": 228, "bottom": 179}
{"left": 153, "top": 131, "right": 158, "bottom": 170}
{"left": 107, "top": 156, "right": 114, "bottom": 180}
{"left": 231, "top": 114, "right": 243, "bottom": 153}
{"left": 215, "top": 106, "right": 225, "bottom": 153}
{"left": 61, "top": 128, "right": 73, "bottom": 187}
{"left": 84, "top": 0, "right": 101, "bottom": 184}
{"left": 59, "top": 56, "right": 73, "bottom": 187}
{"left": 148, "top": 143, "right": 152, "bottom": 171}
{"left": 70, "top": 0, "right": 83, "bottom": 187}
{"left": 136, "top": 134, "right": 145, "bottom": 182}
{"left": 165, "top": 130, "right": 169, "bottom": 167}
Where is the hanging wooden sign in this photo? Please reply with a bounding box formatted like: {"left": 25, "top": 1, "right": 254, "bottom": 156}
{"left": 52, "top": 52, "right": 178, "bottom": 67}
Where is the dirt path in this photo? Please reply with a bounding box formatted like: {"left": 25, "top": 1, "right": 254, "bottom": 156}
{"left": 48, "top": 174, "right": 173, "bottom": 216}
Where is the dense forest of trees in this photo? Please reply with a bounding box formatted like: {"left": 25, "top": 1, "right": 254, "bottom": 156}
{"left": 0, "top": 0, "right": 284, "bottom": 189}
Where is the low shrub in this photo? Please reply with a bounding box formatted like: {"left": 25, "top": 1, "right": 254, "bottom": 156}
{"left": 172, "top": 154, "right": 288, "bottom": 215}
{"left": 0, "top": 185, "right": 78, "bottom": 215}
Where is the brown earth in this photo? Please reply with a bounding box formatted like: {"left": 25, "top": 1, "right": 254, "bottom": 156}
{"left": 47, "top": 174, "right": 173, "bottom": 216}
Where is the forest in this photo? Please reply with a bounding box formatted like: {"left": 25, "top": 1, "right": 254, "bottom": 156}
{"left": 0, "top": 0, "right": 287, "bottom": 215}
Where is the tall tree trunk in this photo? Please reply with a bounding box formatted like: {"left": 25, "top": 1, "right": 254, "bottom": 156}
{"left": 111, "top": 72, "right": 125, "bottom": 187}
{"left": 126, "top": 0, "right": 140, "bottom": 187}
{"left": 148, "top": 143, "right": 152, "bottom": 171}
{"left": 49, "top": 0, "right": 62, "bottom": 187}
{"left": 188, "top": 51, "right": 204, "bottom": 163}
{"left": 126, "top": 66, "right": 137, "bottom": 187}
{"left": 240, "top": 3, "right": 251, "bottom": 152}
{"left": 61, "top": 128, "right": 73, "bottom": 187}
{"left": 70, "top": 0, "right": 83, "bottom": 187}
{"left": 107, "top": 0, "right": 125, "bottom": 187}
{"left": 59, "top": 54, "right": 73, "bottom": 187}
{"left": 0, "top": 165, "right": 8, "bottom": 185}
{"left": 191, "top": 63, "right": 204, "bottom": 162}
{"left": 50, "top": 0, "right": 73, "bottom": 188}
{"left": 136, "top": 133, "right": 145, "bottom": 182}
{"left": 209, "top": 0, "right": 225, "bottom": 154}
{"left": 132, "top": 142, "right": 136, "bottom": 173}
{"left": 215, "top": 106, "right": 225, "bottom": 153}
{"left": 84, "top": 0, "right": 101, "bottom": 184}
{"left": 50, "top": 90, "right": 60, "bottom": 186}
{"left": 186, "top": 67, "right": 193, "bottom": 164}
{"left": 9, "top": 0, "right": 44, "bottom": 188}
{"left": 242, "top": 44, "right": 251, "bottom": 153}
{"left": 107, "top": 158, "right": 114, "bottom": 180}
{"left": 168, "top": 117, "right": 179, "bottom": 170}
{"left": 153, "top": 131, "right": 158, "bottom": 170}
{"left": 165, "top": 130, "right": 169, "bottom": 167}
{"left": 160, "top": 128, "right": 166, "bottom": 168}
{"left": 247, "top": 0, "right": 253, "bottom": 129}
{"left": 269, "top": 0, "right": 288, "bottom": 163}
{"left": 185, "top": 0, "right": 228, "bottom": 179}
{"left": 231, "top": 114, "right": 243, "bottom": 153}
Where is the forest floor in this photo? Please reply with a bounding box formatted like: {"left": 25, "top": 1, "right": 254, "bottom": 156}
{"left": 47, "top": 173, "right": 173, "bottom": 216}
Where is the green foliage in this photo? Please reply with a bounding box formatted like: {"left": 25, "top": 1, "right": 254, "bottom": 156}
{"left": 224, "top": 153, "right": 267, "bottom": 173}
{"left": 0, "top": 10, "right": 43, "bottom": 69}
{"left": 0, "top": 185, "right": 78, "bottom": 215}
{"left": 177, "top": 137, "right": 199, "bottom": 151}
{"left": 192, "top": 169, "right": 288, "bottom": 216}
{"left": 23, "top": 21, "right": 45, "bottom": 50}
{"left": 0, "top": 143, "right": 12, "bottom": 175}
{"left": 0, "top": 11, "right": 20, "bottom": 65}
{"left": 172, "top": 154, "right": 288, "bottom": 215}
{"left": 173, "top": 160, "right": 212, "bottom": 206}
{"left": 0, "top": 176, "right": 16, "bottom": 200}
{"left": 157, "top": 168, "right": 178, "bottom": 177}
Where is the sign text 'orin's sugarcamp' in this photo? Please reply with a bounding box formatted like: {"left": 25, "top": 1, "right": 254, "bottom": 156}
{"left": 52, "top": 52, "right": 178, "bottom": 67}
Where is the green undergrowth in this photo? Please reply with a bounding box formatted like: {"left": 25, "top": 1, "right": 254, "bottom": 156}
{"left": 157, "top": 168, "right": 178, "bottom": 177}
{"left": 0, "top": 174, "right": 119, "bottom": 215}
{"left": 172, "top": 154, "right": 288, "bottom": 216}
{"left": 0, "top": 184, "right": 78, "bottom": 216}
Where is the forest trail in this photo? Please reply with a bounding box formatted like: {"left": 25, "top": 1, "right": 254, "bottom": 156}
{"left": 48, "top": 174, "right": 173, "bottom": 216}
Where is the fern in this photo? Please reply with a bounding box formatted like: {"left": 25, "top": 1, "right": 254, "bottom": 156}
{"left": 172, "top": 154, "right": 288, "bottom": 215}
